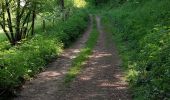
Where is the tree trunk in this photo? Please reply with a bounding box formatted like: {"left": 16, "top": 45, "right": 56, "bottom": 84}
{"left": 95, "top": 0, "right": 98, "bottom": 6}
{"left": 15, "top": 0, "right": 21, "bottom": 41}
{"left": 60, "top": 0, "right": 65, "bottom": 11}
{"left": 42, "top": 20, "right": 46, "bottom": 32}
{"left": 0, "top": 0, "right": 38, "bottom": 45}
{"left": 31, "top": 3, "right": 36, "bottom": 35}
{"left": 5, "top": 0, "right": 15, "bottom": 44}
{"left": 0, "top": 2, "right": 12, "bottom": 43}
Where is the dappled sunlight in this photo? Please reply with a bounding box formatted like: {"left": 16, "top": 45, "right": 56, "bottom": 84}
{"left": 82, "top": 86, "right": 129, "bottom": 99}
{"left": 70, "top": 49, "right": 81, "bottom": 59}
{"left": 79, "top": 67, "right": 96, "bottom": 81}
{"left": 62, "top": 48, "right": 81, "bottom": 59}
{"left": 73, "top": 0, "right": 87, "bottom": 8}
{"left": 38, "top": 71, "right": 62, "bottom": 80}
{"left": 80, "top": 76, "right": 92, "bottom": 81}
{"left": 0, "top": 29, "right": 3, "bottom": 33}
{"left": 69, "top": 55, "right": 76, "bottom": 59}
{"left": 73, "top": 49, "right": 81, "bottom": 53}
{"left": 93, "top": 52, "right": 112, "bottom": 59}
{"left": 91, "top": 62, "right": 98, "bottom": 65}
{"left": 101, "top": 65, "right": 110, "bottom": 68}
{"left": 99, "top": 82, "right": 127, "bottom": 89}
{"left": 115, "top": 74, "right": 124, "bottom": 78}
{"left": 87, "top": 93, "right": 105, "bottom": 98}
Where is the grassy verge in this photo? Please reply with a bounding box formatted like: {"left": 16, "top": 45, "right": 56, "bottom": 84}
{"left": 101, "top": 0, "right": 170, "bottom": 99}
{"left": 64, "top": 21, "right": 99, "bottom": 84}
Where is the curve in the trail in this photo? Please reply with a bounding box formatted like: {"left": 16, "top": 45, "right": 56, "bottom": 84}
{"left": 14, "top": 16, "right": 93, "bottom": 100}
{"left": 56, "top": 16, "right": 132, "bottom": 100}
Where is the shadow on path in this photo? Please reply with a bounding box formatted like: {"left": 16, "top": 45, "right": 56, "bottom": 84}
{"left": 13, "top": 15, "right": 93, "bottom": 100}
{"left": 56, "top": 16, "right": 131, "bottom": 100}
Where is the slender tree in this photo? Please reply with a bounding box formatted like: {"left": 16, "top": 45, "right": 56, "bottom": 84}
{"left": 60, "top": 0, "right": 65, "bottom": 11}
{"left": 0, "top": 0, "right": 39, "bottom": 45}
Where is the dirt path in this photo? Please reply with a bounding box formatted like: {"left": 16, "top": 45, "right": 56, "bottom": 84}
{"left": 14, "top": 16, "right": 131, "bottom": 100}
{"left": 56, "top": 16, "right": 131, "bottom": 100}
{"left": 14, "top": 16, "right": 93, "bottom": 100}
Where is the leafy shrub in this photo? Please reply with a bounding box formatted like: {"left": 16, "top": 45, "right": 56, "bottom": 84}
{"left": 50, "top": 10, "right": 88, "bottom": 47}
{"left": 0, "top": 10, "right": 88, "bottom": 94}
{"left": 0, "top": 35, "right": 63, "bottom": 89}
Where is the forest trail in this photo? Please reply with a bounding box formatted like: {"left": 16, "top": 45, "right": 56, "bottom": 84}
{"left": 14, "top": 16, "right": 93, "bottom": 100}
{"left": 55, "top": 16, "right": 131, "bottom": 100}
{"left": 14, "top": 16, "right": 131, "bottom": 100}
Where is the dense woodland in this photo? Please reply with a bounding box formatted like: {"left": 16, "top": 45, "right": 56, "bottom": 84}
{"left": 0, "top": 0, "right": 170, "bottom": 99}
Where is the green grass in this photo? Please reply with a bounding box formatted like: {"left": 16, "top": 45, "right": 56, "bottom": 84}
{"left": 101, "top": 0, "right": 170, "bottom": 99}
{"left": 64, "top": 23, "right": 99, "bottom": 84}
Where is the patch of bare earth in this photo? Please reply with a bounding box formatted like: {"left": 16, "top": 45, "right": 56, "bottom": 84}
{"left": 13, "top": 16, "right": 93, "bottom": 100}
{"left": 56, "top": 16, "right": 132, "bottom": 100}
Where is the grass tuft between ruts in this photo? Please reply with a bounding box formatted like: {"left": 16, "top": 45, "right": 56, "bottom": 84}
{"left": 64, "top": 20, "right": 99, "bottom": 84}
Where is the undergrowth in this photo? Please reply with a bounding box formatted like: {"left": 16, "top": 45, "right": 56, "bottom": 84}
{"left": 102, "top": 0, "right": 170, "bottom": 99}
{"left": 0, "top": 9, "right": 88, "bottom": 98}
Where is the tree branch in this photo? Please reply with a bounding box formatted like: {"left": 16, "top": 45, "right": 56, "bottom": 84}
{"left": 5, "top": 0, "right": 15, "bottom": 43}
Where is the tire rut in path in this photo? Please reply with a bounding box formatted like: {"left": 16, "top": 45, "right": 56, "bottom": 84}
{"left": 14, "top": 16, "right": 93, "bottom": 100}
{"left": 56, "top": 16, "right": 132, "bottom": 100}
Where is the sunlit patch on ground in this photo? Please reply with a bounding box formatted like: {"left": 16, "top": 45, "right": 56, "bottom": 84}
{"left": 73, "top": 0, "right": 87, "bottom": 8}
{"left": 38, "top": 71, "right": 62, "bottom": 80}
{"left": 80, "top": 76, "right": 92, "bottom": 81}
{"left": 93, "top": 51, "right": 112, "bottom": 59}
{"left": 73, "top": 49, "right": 81, "bottom": 53}
{"left": 101, "top": 65, "right": 110, "bottom": 68}
{"left": 99, "top": 82, "right": 127, "bottom": 89}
